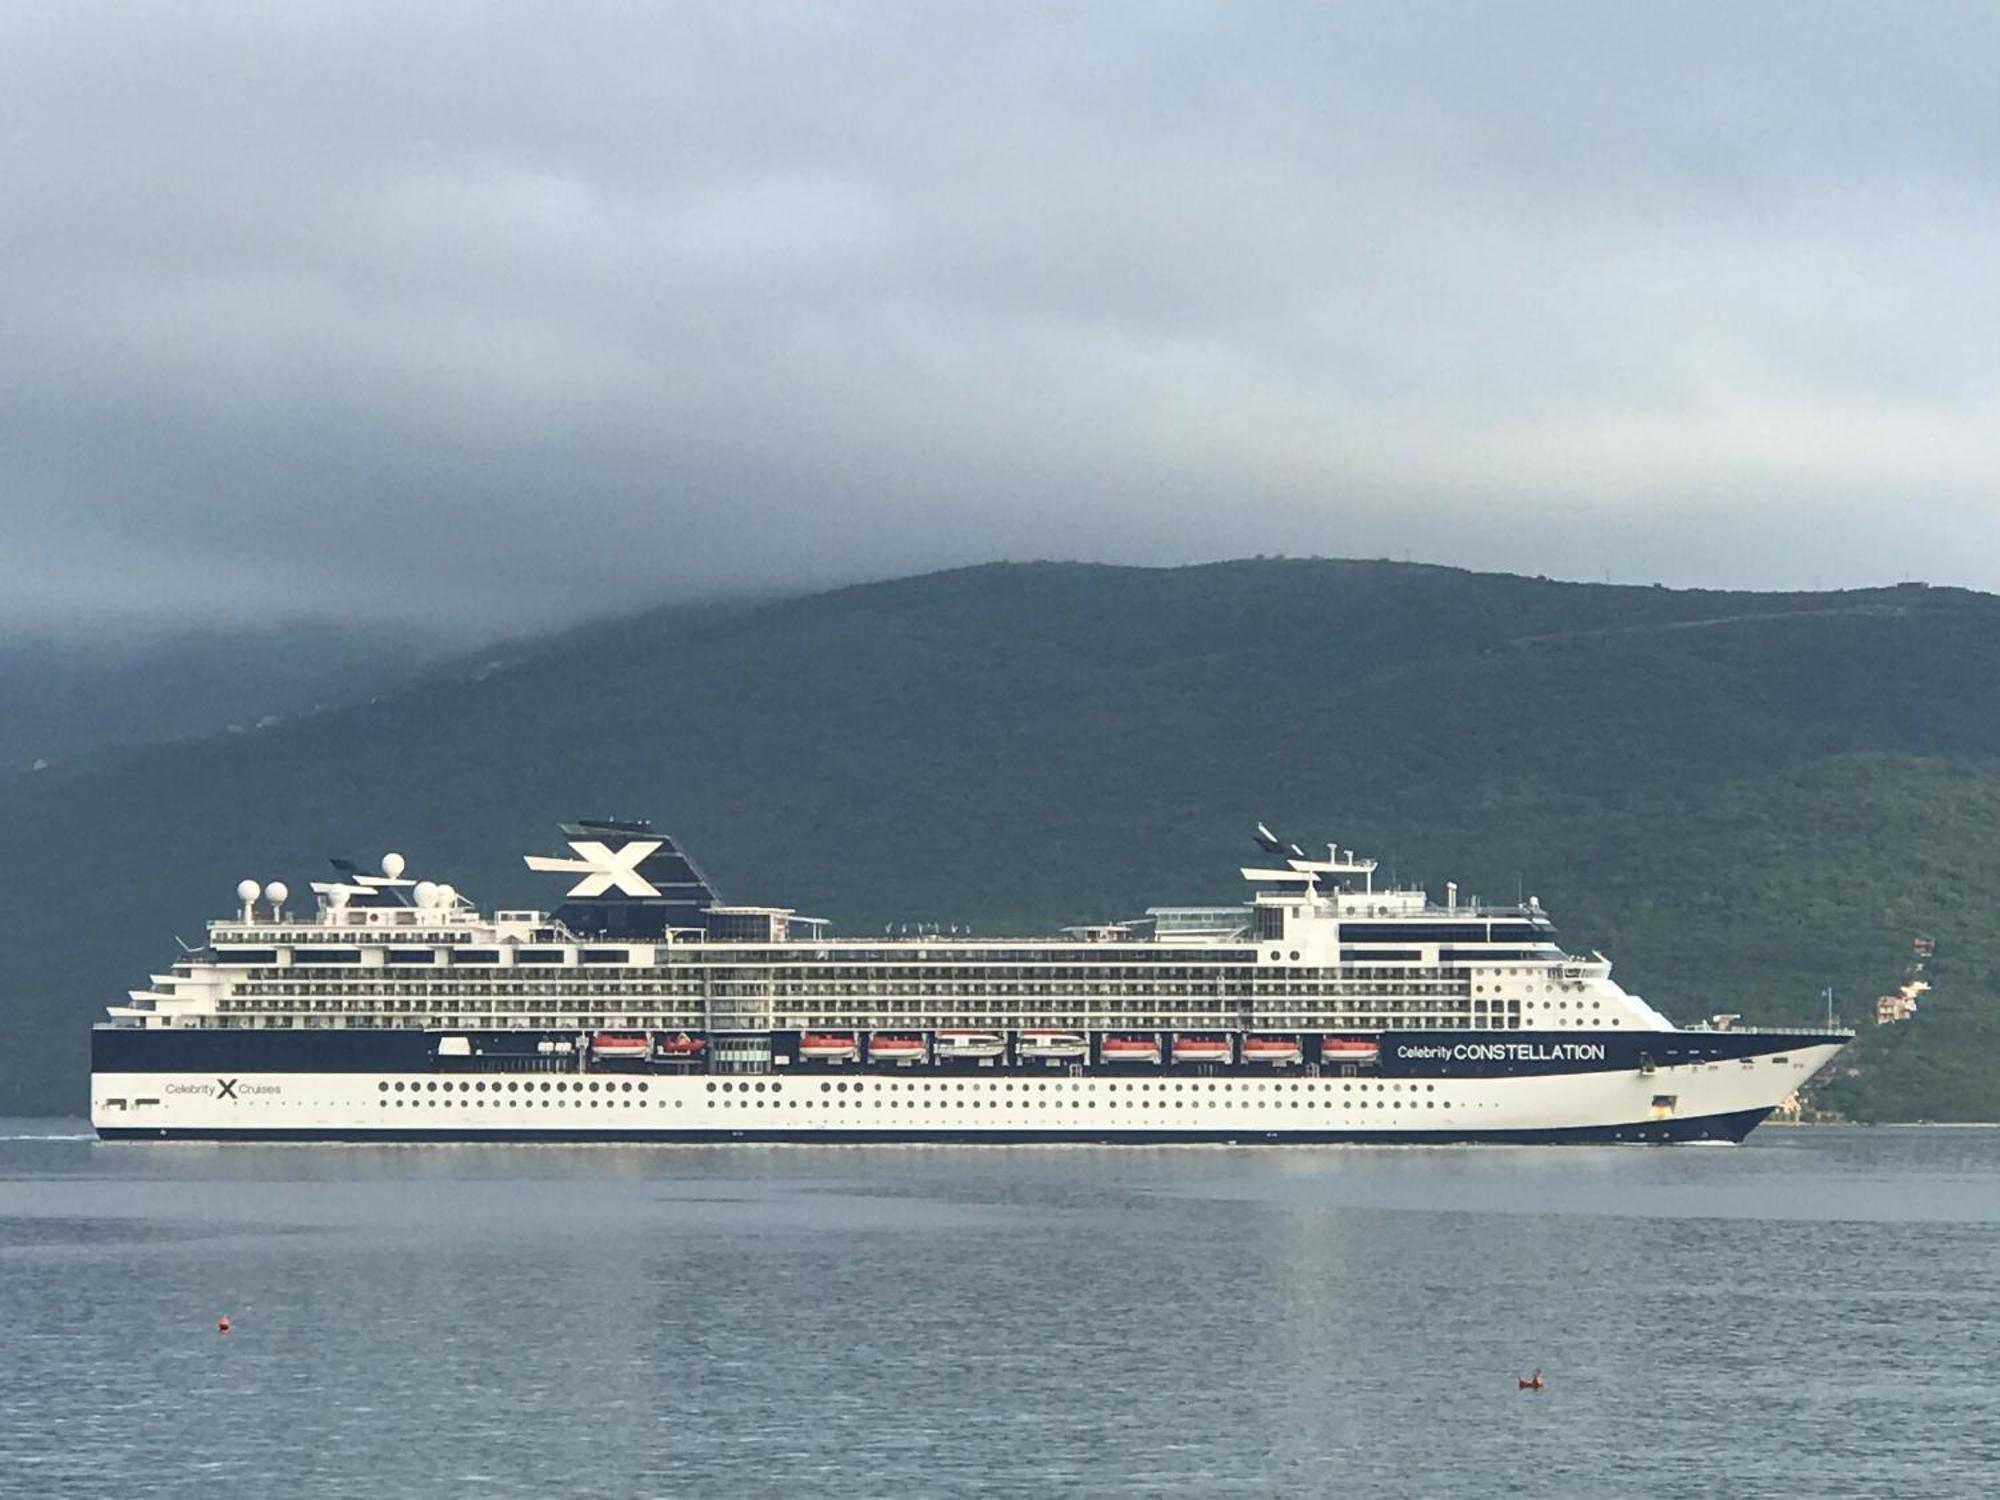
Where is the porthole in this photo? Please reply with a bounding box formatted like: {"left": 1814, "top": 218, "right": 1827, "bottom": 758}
{"left": 379, "top": 1082, "right": 390, "bottom": 1092}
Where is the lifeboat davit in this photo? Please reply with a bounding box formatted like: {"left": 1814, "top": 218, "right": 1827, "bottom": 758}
{"left": 799, "top": 1032, "right": 860, "bottom": 1062}
{"left": 934, "top": 1031, "right": 1006, "bottom": 1060}
{"left": 652, "top": 1033, "right": 707, "bottom": 1058}
{"left": 590, "top": 1032, "right": 651, "bottom": 1059}
{"left": 1017, "top": 1031, "right": 1089, "bottom": 1061}
{"left": 1321, "top": 1037, "right": 1381, "bottom": 1066}
{"left": 1242, "top": 1036, "right": 1303, "bottom": 1066}
{"left": 869, "top": 1034, "right": 927, "bottom": 1063}
{"left": 1171, "top": 1035, "right": 1232, "bottom": 1064}
{"left": 1101, "top": 1035, "right": 1163, "bottom": 1065}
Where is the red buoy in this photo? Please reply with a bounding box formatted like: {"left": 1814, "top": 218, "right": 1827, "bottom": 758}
{"left": 217, "top": 1315, "right": 231, "bottom": 1335}
{"left": 1517, "top": 1369, "right": 1544, "bottom": 1391}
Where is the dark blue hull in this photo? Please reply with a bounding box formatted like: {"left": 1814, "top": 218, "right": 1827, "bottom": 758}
{"left": 97, "top": 1105, "right": 1772, "bottom": 1146}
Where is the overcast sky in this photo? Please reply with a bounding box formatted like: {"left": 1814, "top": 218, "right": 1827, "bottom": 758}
{"left": 2, "top": 2, "right": 1994, "bottom": 634}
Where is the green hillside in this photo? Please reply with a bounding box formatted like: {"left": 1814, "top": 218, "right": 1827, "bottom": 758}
{"left": 6, "top": 559, "right": 1998, "bottom": 1119}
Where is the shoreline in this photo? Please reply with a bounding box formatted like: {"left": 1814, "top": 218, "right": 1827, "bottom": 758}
{"left": 1768, "top": 1119, "right": 2000, "bottom": 1129}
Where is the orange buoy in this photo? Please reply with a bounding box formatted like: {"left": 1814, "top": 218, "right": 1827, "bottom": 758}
{"left": 1517, "top": 1369, "right": 1544, "bottom": 1391}
{"left": 217, "top": 1314, "right": 231, "bottom": 1335}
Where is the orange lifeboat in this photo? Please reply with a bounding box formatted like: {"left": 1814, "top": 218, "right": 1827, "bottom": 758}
{"left": 1242, "top": 1036, "right": 1303, "bottom": 1066}
{"left": 652, "top": 1033, "right": 707, "bottom": 1058}
{"left": 1171, "top": 1034, "right": 1232, "bottom": 1064}
{"left": 1101, "top": 1035, "right": 1162, "bottom": 1065}
{"left": 590, "top": 1032, "right": 651, "bottom": 1059}
{"left": 799, "top": 1032, "right": 860, "bottom": 1062}
{"left": 869, "top": 1034, "right": 927, "bottom": 1064}
{"left": 1321, "top": 1037, "right": 1381, "bottom": 1066}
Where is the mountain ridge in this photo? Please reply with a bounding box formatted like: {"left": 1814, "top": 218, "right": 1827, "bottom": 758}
{"left": 6, "top": 558, "right": 1995, "bottom": 1119}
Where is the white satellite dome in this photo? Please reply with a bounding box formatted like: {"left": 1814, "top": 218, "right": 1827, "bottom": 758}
{"left": 382, "top": 852, "right": 406, "bottom": 879}
{"left": 263, "top": 881, "right": 289, "bottom": 905}
{"left": 236, "top": 879, "right": 260, "bottom": 904}
{"left": 436, "top": 884, "right": 458, "bottom": 908}
{"left": 413, "top": 880, "right": 439, "bottom": 908}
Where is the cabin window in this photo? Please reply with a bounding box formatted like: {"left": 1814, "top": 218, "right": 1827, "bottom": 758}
{"left": 293, "top": 948, "right": 361, "bottom": 964}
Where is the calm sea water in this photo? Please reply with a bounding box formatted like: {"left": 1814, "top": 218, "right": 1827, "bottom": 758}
{"left": 3, "top": 1123, "right": 1998, "bottom": 1499}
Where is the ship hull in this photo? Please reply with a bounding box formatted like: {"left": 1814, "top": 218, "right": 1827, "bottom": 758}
{"left": 92, "top": 1028, "right": 1844, "bottom": 1145}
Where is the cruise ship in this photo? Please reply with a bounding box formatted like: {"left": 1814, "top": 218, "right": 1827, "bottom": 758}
{"left": 91, "top": 820, "right": 1850, "bottom": 1143}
